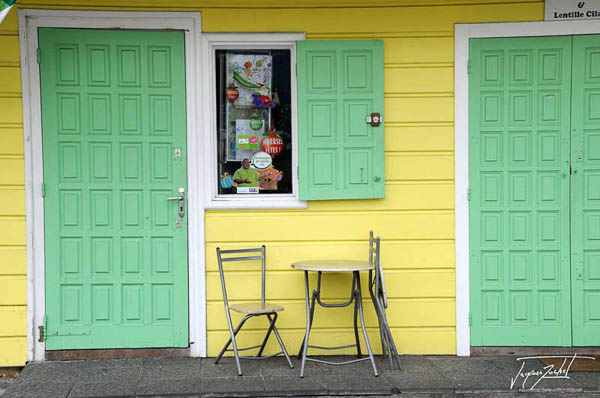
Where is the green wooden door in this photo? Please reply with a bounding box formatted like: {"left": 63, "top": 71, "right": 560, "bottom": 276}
{"left": 469, "top": 37, "right": 573, "bottom": 345}
{"left": 40, "top": 28, "right": 189, "bottom": 349}
{"left": 297, "top": 40, "right": 385, "bottom": 200}
{"left": 571, "top": 34, "right": 600, "bottom": 346}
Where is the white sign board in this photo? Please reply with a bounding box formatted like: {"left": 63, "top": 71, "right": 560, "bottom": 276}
{"left": 545, "top": 0, "right": 600, "bottom": 20}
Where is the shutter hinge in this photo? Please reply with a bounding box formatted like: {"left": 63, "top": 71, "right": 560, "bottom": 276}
{"left": 295, "top": 63, "right": 297, "bottom": 77}
{"left": 467, "top": 59, "right": 471, "bottom": 74}
{"left": 297, "top": 165, "right": 299, "bottom": 179}
{"left": 39, "top": 315, "right": 47, "bottom": 342}
{"left": 467, "top": 188, "right": 471, "bottom": 201}
{"left": 37, "top": 48, "right": 41, "bottom": 64}
{"left": 468, "top": 312, "right": 472, "bottom": 326}
{"left": 41, "top": 182, "right": 46, "bottom": 197}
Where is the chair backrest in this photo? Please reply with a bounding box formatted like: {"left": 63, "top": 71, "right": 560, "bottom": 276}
{"left": 216, "top": 246, "right": 267, "bottom": 309}
{"left": 369, "top": 231, "right": 388, "bottom": 308}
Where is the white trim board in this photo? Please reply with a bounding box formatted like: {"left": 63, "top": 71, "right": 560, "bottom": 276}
{"left": 18, "top": 9, "right": 206, "bottom": 361}
{"left": 200, "top": 32, "right": 307, "bottom": 209}
{"left": 454, "top": 20, "right": 600, "bottom": 357}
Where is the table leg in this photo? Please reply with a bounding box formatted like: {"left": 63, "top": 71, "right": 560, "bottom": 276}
{"left": 353, "top": 273, "right": 362, "bottom": 358}
{"left": 355, "top": 271, "right": 379, "bottom": 377}
{"left": 300, "top": 270, "right": 312, "bottom": 378}
{"left": 297, "top": 289, "right": 317, "bottom": 358}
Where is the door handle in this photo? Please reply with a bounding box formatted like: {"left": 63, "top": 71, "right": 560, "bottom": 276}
{"left": 167, "top": 187, "right": 185, "bottom": 218}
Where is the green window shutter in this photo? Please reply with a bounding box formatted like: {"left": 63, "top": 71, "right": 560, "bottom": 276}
{"left": 297, "top": 40, "right": 385, "bottom": 200}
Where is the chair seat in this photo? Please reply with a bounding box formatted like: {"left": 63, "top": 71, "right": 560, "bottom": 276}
{"left": 230, "top": 302, "right": 284, "bottom": 315}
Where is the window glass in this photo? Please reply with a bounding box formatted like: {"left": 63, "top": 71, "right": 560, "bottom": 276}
{"left": 215, "top": 49, "right": 293, "bottom": 195}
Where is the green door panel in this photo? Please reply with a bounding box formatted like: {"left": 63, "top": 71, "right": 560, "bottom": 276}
{"left": 296, "top": 40, "right": 385, "bottom": 200}
{"left": 571, "top": 34, "right": 600, "bottom": 346}
{"left": 40, "top": 28, "right": 189, "bottom": 349}
{"left": 469, "top": 36, "right": 573, "bottom": 346}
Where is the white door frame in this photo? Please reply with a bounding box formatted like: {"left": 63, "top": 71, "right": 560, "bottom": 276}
{"left": 18, "top": 9, "right": 206, "bottom": 361}
{"left": 455, "top": 20, "right": 600, "bottom": 356}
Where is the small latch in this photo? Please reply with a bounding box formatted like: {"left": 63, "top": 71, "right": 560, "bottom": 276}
{"left": 174, "top": 148, "right": 182, "bottom": 159}
{"left": 38, "top": 325, "right": 44, "bottom": 342}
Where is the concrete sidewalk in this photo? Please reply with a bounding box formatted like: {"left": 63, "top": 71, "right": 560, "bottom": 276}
{"left": 1, "top": 355, "right": 600, "bottom": 397}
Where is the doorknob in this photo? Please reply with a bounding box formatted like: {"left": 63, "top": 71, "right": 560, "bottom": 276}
{"left": 167, "top": 187, "right": 185, "bottom": 218}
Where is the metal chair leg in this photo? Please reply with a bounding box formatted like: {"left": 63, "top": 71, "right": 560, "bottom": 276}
{"left": 355, "top": 272, "right": 378, "bottom": 377}
{"left": 271, "top": 322, "right": 294, "bottom": 369}
{"left": 257, "top": 313, "right": 277, "bottom": 357}
{"left": 221, "top": 311, "right": 245, "bottom": 376}
{"left": 215, "top": 315, "right": 251, "bottom": 365}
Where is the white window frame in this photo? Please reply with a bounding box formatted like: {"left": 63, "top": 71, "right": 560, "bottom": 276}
{"left": 201, "top": 33, "right": 307, "bottom": 209}
{"left": 19, "top": 9, "right": 206, "bottom": 361}
{"left": 455, "top": 19, "right": 600, "bottom": 357}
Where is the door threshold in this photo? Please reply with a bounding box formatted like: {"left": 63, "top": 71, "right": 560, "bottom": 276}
{"left": 472, "top": 346, "right": 600, "bottom": 356}
{"left": 46, "top": 348, "right": 190, "bottom": 361}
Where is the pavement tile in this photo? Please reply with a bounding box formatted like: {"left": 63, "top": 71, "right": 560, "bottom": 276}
{"left": 261, "top": 375, "right": 327, "bottom": 396}
{"left": 202, "top": 357, "right": 261, "bottom": 377}
{"left": 427, "top": 355, "right": 507, "bottom": 375}
{"left": 1, "top": 381, "right": 74, "bottom": 398}
{"left": 391, "top": 356, "right": 435, "bottom": 373}
{"left": 300, "top": 356, "right": 379, "bottom": 377}
{"left": 67, "top": 379, "right": 137, "bottom": 398}
{"left": 385, "top": 372, "right": 454, "bottom": 393}
{"left": 259, "top": 356, "right": 297, "bottom": 376}
{"left": 445, "top": 371, "right": 513, "bottom": 393}
{"left": 568, "top": 371, "right": 600, "bottom": 391}
{"left": 200, "top": 376, "right": 264, "bottom": 396}
{"left": 319, "top": 374, "right": 393, "bottom": 395}
{"left": 17, "top": 361, "right": 142, "bottom": 384}
{"left": 141, "top": 357, "right": 203, "bottom": 380}
{"left": 136, "top": 377, "right": 203, "bottom": 396}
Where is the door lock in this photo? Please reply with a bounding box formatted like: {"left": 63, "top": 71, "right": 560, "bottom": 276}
{"left": 167, "top": 187, "right": 185, "bottom": 218}
{"left": 366, "top": 112, "right": 382, "bottom": 127}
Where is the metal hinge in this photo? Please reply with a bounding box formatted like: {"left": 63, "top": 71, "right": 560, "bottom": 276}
{"left": 467, "top": 188, "right": 471, "bottom": 201}
{"left": 39, "top": 315, "right": 47, "bottom": 342}
{"left": 297, "top": 165, "right": 299, "bottom": 179}
{"left": 467, "top": 59, "right": 471, "bottom": 74}
{"left": 41, "top": 182, "right": 45, "bottom": 197}
{"left": 468, "top": 312, "right": 472, "bottom": 326}
{"left": 37, "top": 48, "right": 41, "bottom": 64}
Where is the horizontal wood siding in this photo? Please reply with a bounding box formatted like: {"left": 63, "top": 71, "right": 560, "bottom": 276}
{"left": 0, "top": 0, "right": 543, "bottom": 365}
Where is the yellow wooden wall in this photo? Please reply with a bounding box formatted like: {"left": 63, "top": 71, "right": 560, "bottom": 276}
{"left": 0, "top": 0, "right": 543, "bottom": 366}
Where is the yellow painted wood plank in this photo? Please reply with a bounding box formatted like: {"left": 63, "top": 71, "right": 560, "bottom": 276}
{"left": 0, "top": 247, "right": 26, "bottom": 275}
{"left": 206, "top": 211, "right": 454, "bottom": 242}
{"left": 16, "top": 0, "right": 543, "bottom": 8}
{"left": 385, "top": 66, "right": 453, "bottom": 94}
{"left": 0, "top": 337, "right": 26, "bottom": 366}
{"left": 0, "top": 189, "right": 25, "bottom": 216}
{"left": 206, "top": 270, "right": 454, "bottom": 301}
{"left": 0, "top": 220, "right": 26, "bottom": 246}
{"left": 0, "top": 36, "right": 19, "bottom": 66}
{"left": 207, "top": 299, "right": 454, "bottom": 331}
{"left": 0, "top": 128, "right": 24, "bottom": 155}
{"left": 202, "top": 3, "right": 542, "bottom": 33}
{"left": 0, "top": 159, "right": 25, "bottom": 184}
{"left": 385, "top": 37, "right": 454, "bottom": 64}
{"left": 0, "top": 67, "right": 22, "bottom": 95}
{"left": 385, "top": 154, "right": 454, "bottom": 181}
{"left": 0, "top": 98, "right": 23, "bottom": 125}
{"left": 0, "top": 276, "right": 26, "bottom": 305}
{"left": 0, "top": 7, "right": 18, "bottom": 35}
{"left": 305, "top": 183, "right": 453, "bottom": 211}
{"left": 207, "top": 240, "right": 454, "bottom": 272}
{"left": 385, "top": 126, "right": 454, "bottom": 152}
{"left": 0, "top": 307, "right": 26, "bottom": 337}
{"left": 385, "top": 96, "right": 453, "bottom": 123}
{"left": 207, "top": 327, "right": 455, "bottom": 356}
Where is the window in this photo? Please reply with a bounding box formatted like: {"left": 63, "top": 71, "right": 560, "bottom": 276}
{"left": 202, "top": 33, "right": 305, "bottom": 209}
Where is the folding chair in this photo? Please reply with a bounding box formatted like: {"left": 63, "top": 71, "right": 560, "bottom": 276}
{"left": 215, "top": 245, "right": 294, "bottom": 376}
{"left": 368, "top": 231, "right": 402, "bottom": 371}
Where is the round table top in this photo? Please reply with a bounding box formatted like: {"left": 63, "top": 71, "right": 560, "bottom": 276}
{"left": 291, "top": 259, "right": 373, "bottom": 272}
